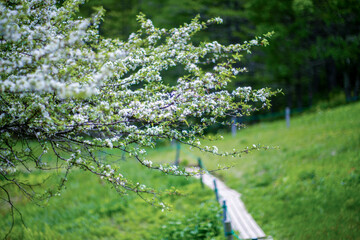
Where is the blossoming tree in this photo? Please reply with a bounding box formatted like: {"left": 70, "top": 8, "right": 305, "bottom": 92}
{"left": 0, "top": 0, "right": 275, "bottom": 222}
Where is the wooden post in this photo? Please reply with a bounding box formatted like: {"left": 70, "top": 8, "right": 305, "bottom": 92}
{"left": 174, "top": 142, "right": 180, "bottom": 166}
{"left": 198, "top": 158, "right": 204, "bottom": 189}
{"left": 285, "top": 107, "right": 290, "bottom": 128}
{"left": 224, "top": 221, "right": 233, "bottom": 240}
{"left": 213, "top": 179, "right": 219, "bottom": 202}
{"left": 231, "top": 117, "right": 236, "bottom": 137}
{"left": 222, "top": 200, "right": 227, "bottom": 221}
{"left": 222, "top": 200, "right": 233, "bottom": 240}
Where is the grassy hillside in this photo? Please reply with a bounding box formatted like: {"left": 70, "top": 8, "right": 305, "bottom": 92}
{"left": 1, "top": 102, "right": 359, "bottom": 240}
{"left": 0, "top": 157, "right": 223, "bottom": 239}
{"left": 148, "top": 102, "right": 360, "bottom": 239}
{"left": 222, "top": 102, "right": 360, "bottom": 240}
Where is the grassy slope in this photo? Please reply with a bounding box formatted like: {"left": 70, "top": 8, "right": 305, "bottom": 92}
{"left": 149, "top": 102, "right": 360, "bottom": 240}
{"left": 0, "top": 157, "right": 222, "bottom": 239}
{"left": 222, "top": 102, "right": 360, "bottom": 240}
{"left": 1, "top": 102, "right": 359, "bottom": 240}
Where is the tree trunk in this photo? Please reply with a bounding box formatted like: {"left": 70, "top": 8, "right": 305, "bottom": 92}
{"left": 309, "top": 66, "right": 319, "bottom": 107}
{"left": 327, "top": 58, "right": 337, "bottom": 91}
{"left": 354, "top": 74, "right": 360, "bottom": 101}
{"left": 286, "top": 83, "right": 293, "bottom": 108}
{"left": 344, "top": 72, "right": 351, "bottom": 102}
{"left": 295, "top": 83, "right": 303, "bottom": 109}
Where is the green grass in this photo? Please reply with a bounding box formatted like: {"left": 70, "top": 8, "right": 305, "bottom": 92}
{"left": 147, "top": 102, "right": 360, "bottom": 240}
{"left": 1, "top": 102, "right": 359, "bottom": 240}
{"left": 0, "top": 158, "right": 223, "bottom": 239}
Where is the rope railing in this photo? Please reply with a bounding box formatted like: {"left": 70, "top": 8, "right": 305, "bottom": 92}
{"left": 148, "top": 141, "right": 262, "bottom": 240}
{"left": 172, "top": 143, "right": 245, "bottom": 240}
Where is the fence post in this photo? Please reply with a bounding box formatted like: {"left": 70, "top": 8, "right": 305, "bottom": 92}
{"left": 222, "top": 200, "right": 227, "bottom": 221}
{"left": 174, "top": 142, "right": 180, "bottom": 166}
{"left": 285, "top": 107, "right": 290, "bottom": 128}
{"left": 198, "top": 158, "right": 204, "bottom": 189}
{"left": 231, "top": 117, "right": 237, "bottom": 137}
{"left": 222, "top": 200, "right": 233, "bottom": 240}
{"left": 213, "top": 179, "right": 219, "bottom": 202}
{"left": 224, "top": 221, "right": 233, "bottom": 240}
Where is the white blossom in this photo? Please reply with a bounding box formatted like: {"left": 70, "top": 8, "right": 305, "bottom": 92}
{"left": 0, "top": 0, "right": 275, "bottom": 211}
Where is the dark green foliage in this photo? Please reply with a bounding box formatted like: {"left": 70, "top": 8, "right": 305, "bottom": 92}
{"left": 79, "top": 0, "right": 360, "bottom": 113}
{"left": 156, "top": 201, "right": 223, "bottom": 240}
{"left": 242, "top": 0, "right": 360, "bottom": 108}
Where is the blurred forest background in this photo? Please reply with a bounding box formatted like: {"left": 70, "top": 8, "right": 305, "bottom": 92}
{"left": 79, "top": 0, "right": 360, "bottom": 113}
{"left": 1, "top": 2, "right": 359, "bottom": 239}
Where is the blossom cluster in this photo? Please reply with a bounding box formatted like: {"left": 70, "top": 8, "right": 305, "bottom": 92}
{"left": 0, "top": 0, "right": 275, "bottom": 206}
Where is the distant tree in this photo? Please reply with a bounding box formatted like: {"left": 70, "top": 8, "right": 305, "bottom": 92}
{"left": 78, "top": 0, "right": 140, "bottom": 39}
{"left": 243, "top": 0, "right": 360, "bottom": 107}
{"left": 309, "top": 0, "right": 360, "bottom": 102}
{"left": 0, "top": 0, "right": 276, "bottom": 236}
{"left": 79, "top": 0, "right": 360, "bottom": 112}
